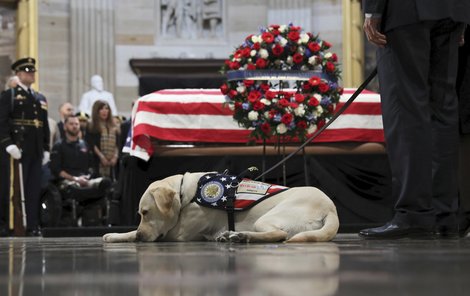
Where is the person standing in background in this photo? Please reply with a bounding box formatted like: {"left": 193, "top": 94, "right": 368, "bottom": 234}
{"left": 457, "top": 26, "right": 470, "bottom": 237}
{"left": 0, "top": 75, "right": 21, "bottom": 236}
{"left": 85, "top": 100, "right": 119, "bottom": 181}
{"left": 0, "top": 57, "right": 50, "bottom": 236}
{"left": 359, "top": 1, "right": 470, "bottom": 239}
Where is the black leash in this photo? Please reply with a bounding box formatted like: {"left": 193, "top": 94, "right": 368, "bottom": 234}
{"left": 255, "top": 68, "right": 378, "bottom": 181}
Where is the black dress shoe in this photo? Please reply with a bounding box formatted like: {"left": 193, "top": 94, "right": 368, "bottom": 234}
{"left": 26, "top": 228, "right": 42, "bottom": 237}
{"left": 359, "top": 221, "right": 435, "bottom": 239}
{"left": 459, "top": 218, "right": 470, "bottom": 238}
{"left": 434, "top": 224, "right": 460, "bottom": 239}
{"left": 0, "top": 227, "right": 11, "bottom": 237}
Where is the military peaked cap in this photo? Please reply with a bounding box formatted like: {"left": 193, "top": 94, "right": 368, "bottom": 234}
{"left": 11, "top": 57, "right": 36, "bottom": 73}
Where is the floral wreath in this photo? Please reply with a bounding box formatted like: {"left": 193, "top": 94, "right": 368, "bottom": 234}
{"left": 220, "top": 24, "right": 343, "bottom": 141}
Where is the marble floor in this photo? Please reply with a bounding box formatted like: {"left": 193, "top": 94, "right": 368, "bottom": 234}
{"left": 0, "top": 234, "right": 469, "bottom": 296}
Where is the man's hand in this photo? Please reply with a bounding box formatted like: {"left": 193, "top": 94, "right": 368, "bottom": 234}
{"left": 6, "top": 144, "right": 21, "bottom": 160}
{"left": 74, "top": 175, "right": 90, "bottom": 187}
{"left": 364, "top": 16, "right": 387, "bottom": 47}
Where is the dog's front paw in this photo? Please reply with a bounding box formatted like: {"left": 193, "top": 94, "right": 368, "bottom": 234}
{"left": 215, "top": 231, "right": 248, "bottom": 243}
{"left": 227, "top": 232, "right": 248, "bottom": 243}
{"left": 103, "top": 233, "right": 119, "bottom": 243}
{"left": 215, "top": 231, "right": 231, "bottom": 242}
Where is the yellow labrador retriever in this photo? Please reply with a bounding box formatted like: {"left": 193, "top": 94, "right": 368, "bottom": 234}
{"left": 103, "top": 172, "right": 339, "bottom": 243}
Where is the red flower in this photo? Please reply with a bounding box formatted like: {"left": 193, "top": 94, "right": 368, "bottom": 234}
{"left": 271, "top": 28, "right": 281, "bottom": 36}
{"left": 272, "top": 44, "right": 284, "bottom": 56}
{"left": 318, "top": 82, "right": 330, "bottom": 93}
{"left": 247, "top": 63, "right": 256, "bottom": 70}
{"left": 294, "top": 93, "right": 305, "bottom": 103}
{"left": 331, "top": 53, "right": 338, "bottom": 62}
{"left": 269, "top": 109, "right": 277, "bottom": 118}
{"left": 290, "top": 102, "right": 298, "bottom": 109}
{"left": 302, "top": 82, "right": 312, "bottom": 91}
{"left": 261, "top": 122, "right": 271, "bottom": 134}
{"left": 308, "top": 97, "right": 319, "bottom": 107}
{"left": 230, "top": 61, "right": 240, "bottom": 70}
{"left": 220, "top": 83, "right": 229, "bottom": 94}
{"left": 262, "top": 32, "right": 275, "bottom": 43}
{"left": 248, "top": 90, "right": 261, "bottom": 102}
{"left": 337, "top": 87, "right": 344, "bottom": 95}
{"left": 308, "top": 42, "right": 321, "bottom": 53}
{"left": 241, "top": 47, "right": 251, "bottom": 58}
{"left": 297, "top": 121, "right": 307, "bottom": 130}
{"left": 279, "top": 98, "right": 290, "bottom": 107}
{"left": 309, "top": 76, "right": 321, "bottom": 86}
{"left": 323, "top": 41, "right": 332, "bottom": 49}
{"left": 243, "top": 80, "right": 255, "bottom": 87}
{"left": 281, "top": 113, "right": 293, "bottom": 125}
{"left": 265, "top": 90, "right": 276, "bottom": 100}
{"left": 253, "top": 42, "right": 261, "bottom": 50}
{"left": 228, "top": 89, "right": 238, "bottom": 98}
{"left": 253, "top": 101, "right": 265, "bottom": 111}
{"left": 293, "top": 53, "right": 304, "bottom": 64}
{"left": 260, "top": 83, "right": 270, "bottom": 92}
{"left": 287, "top": 31, "right": 300, "bottom": 42}
{"left": 326, "top": 61, "right": 335, "bottom": 72}
{"left": 317, "top": 119, "right": 326, "bottom": 129}
{"left": 256, "top": 58, "right": 267, "bottom": 69}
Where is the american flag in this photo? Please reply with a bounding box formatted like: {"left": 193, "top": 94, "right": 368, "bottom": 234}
{"left": 128, "top": 88, "right": 384, "bottom": 160}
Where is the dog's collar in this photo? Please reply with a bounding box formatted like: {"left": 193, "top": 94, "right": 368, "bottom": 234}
{"left": 179, "top": 173, "right": 185, "bottom": 204}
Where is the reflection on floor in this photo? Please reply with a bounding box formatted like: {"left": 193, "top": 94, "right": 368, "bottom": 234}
{"left": 0, "top": 234, "right": 469, "bottom": 296}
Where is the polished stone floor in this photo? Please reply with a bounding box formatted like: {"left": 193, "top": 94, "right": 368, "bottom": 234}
{"left": 0, "top": 234, "right": 469, "bottom": 296}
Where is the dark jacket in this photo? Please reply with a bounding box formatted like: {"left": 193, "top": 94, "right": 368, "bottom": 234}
{"left": 363, "top": 0, "right": 470, "bottom": 32}
{"left": 0, "top": 86, "right": 50, "bottom": 157}
{"left": 50, "top": 138, "right": 95, "bottom": 180}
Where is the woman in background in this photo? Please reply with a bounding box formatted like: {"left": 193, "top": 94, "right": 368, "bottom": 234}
{"left": 86, "top": 100, "right": 119, "bottom": 180}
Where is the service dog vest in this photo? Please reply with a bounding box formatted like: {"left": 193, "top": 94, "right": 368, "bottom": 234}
{"left": 193, "top": 172, "right": 288, "bottom": 211}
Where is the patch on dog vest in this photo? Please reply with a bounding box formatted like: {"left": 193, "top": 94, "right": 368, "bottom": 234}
{"left": 193, "top": 173, "right": 288, "bottom": 211}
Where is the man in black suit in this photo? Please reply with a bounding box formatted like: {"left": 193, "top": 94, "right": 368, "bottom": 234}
{"left": 360, "top": 0, "right": 470, "bottom": 239}
{"left": 0, "top": 57, "right": 50, "bottom": 236}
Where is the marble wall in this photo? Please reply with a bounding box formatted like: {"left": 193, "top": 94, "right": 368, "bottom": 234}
{"left": 36, "top": 0, "right": 344, "bottom": 119}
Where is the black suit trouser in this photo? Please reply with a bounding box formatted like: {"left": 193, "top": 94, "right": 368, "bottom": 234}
{"left": 377, "top": 20, "right": 463, "bottom": 227}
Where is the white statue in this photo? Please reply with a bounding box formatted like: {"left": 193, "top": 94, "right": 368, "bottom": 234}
{"left": 79, "top": 75, "right": 118, "bottom": 116}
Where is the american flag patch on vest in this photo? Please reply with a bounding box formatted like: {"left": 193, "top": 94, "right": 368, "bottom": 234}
{"left": 193, "top": 172, "right": 288, "bottom": 211}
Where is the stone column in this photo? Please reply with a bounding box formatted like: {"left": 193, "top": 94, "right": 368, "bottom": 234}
{"left": 70, "top": 0, "right": 115, "bottom": 108}
{"left": 267, "top": 0, "right": 312, "bottom": 31}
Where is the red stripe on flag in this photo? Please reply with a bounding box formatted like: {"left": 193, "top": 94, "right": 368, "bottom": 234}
{"left": 133, "top": 124, "right": 384, "bottom": 144}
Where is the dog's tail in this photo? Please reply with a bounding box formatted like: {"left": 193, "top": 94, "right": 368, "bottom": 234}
{"left": 286, "top": 210, "right": 339, "bottom": 243}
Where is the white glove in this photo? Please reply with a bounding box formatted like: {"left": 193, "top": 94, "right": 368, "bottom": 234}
{"left": 6, "top": 144, "right": 21, "bottom": 160}
{"left": 42, "top": 151, "right": 50, "bottom": 165}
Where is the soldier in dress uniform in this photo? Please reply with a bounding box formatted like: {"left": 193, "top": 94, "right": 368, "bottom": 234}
{"left": 0, "top": 57, "right": 50, "bottom": 236}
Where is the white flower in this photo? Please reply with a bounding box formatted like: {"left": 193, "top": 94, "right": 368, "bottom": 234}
{"left": 278, "top": 36, "right": 288, "bottom": 47}
{"left": 259, "top": 48, "right": 269, "bottom": 59}
{"left": 300, "top": 33, "right": 309, "bottom": 44}
{"left": 307, "top": 124, "right": 318, "bottom": 134}
{"left": 308, "top": 56, "right": 318, "bottom": 65}
{"left": 251, "top": 35, "right": 261, "bottom": 43}
{"left": 298, "top": 46, "right": 305, "bottom": 54}
{"left": 274, "top": 59, "right": 282, "bottom": 66}
{"left": 260, "top": 98, "right": 271, "bottom": 105}
{"left": 294, "top": 105, "right": 306, "bottom": 116}
{"left": 313, "top": 93, "right": 322, "bottom": 101}
{"left": 236, "top": 85, "right": 246, "bottom": 93}
{"left": 287, "top": 56, "right": 293, "bottom": 65}
{"left": 316, "top": 105, "right": 324, "bottom": 116}
{"left": 272, "top": 98, "right": 278, "bottom": 104}
{"left": 279, "top": 25, "right": 287, "bottom": 33}
{"left": 276, "top": 123, "right": 287, "bottom": 134}
{"left": 248, "top": 111, "right": 259, "bottom": 121}
{"left": 250, "top": 50, "right": 257, "bottom": 57}
{"left": 324, "top": 52, "right": 333, "bottom": 59}
{"left": 264, "top": 111, "right": 270, "bottom": 119}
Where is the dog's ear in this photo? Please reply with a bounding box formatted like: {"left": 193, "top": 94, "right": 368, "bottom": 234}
{"left": 151, "top": 186, "right": 176, "bottom": 215}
